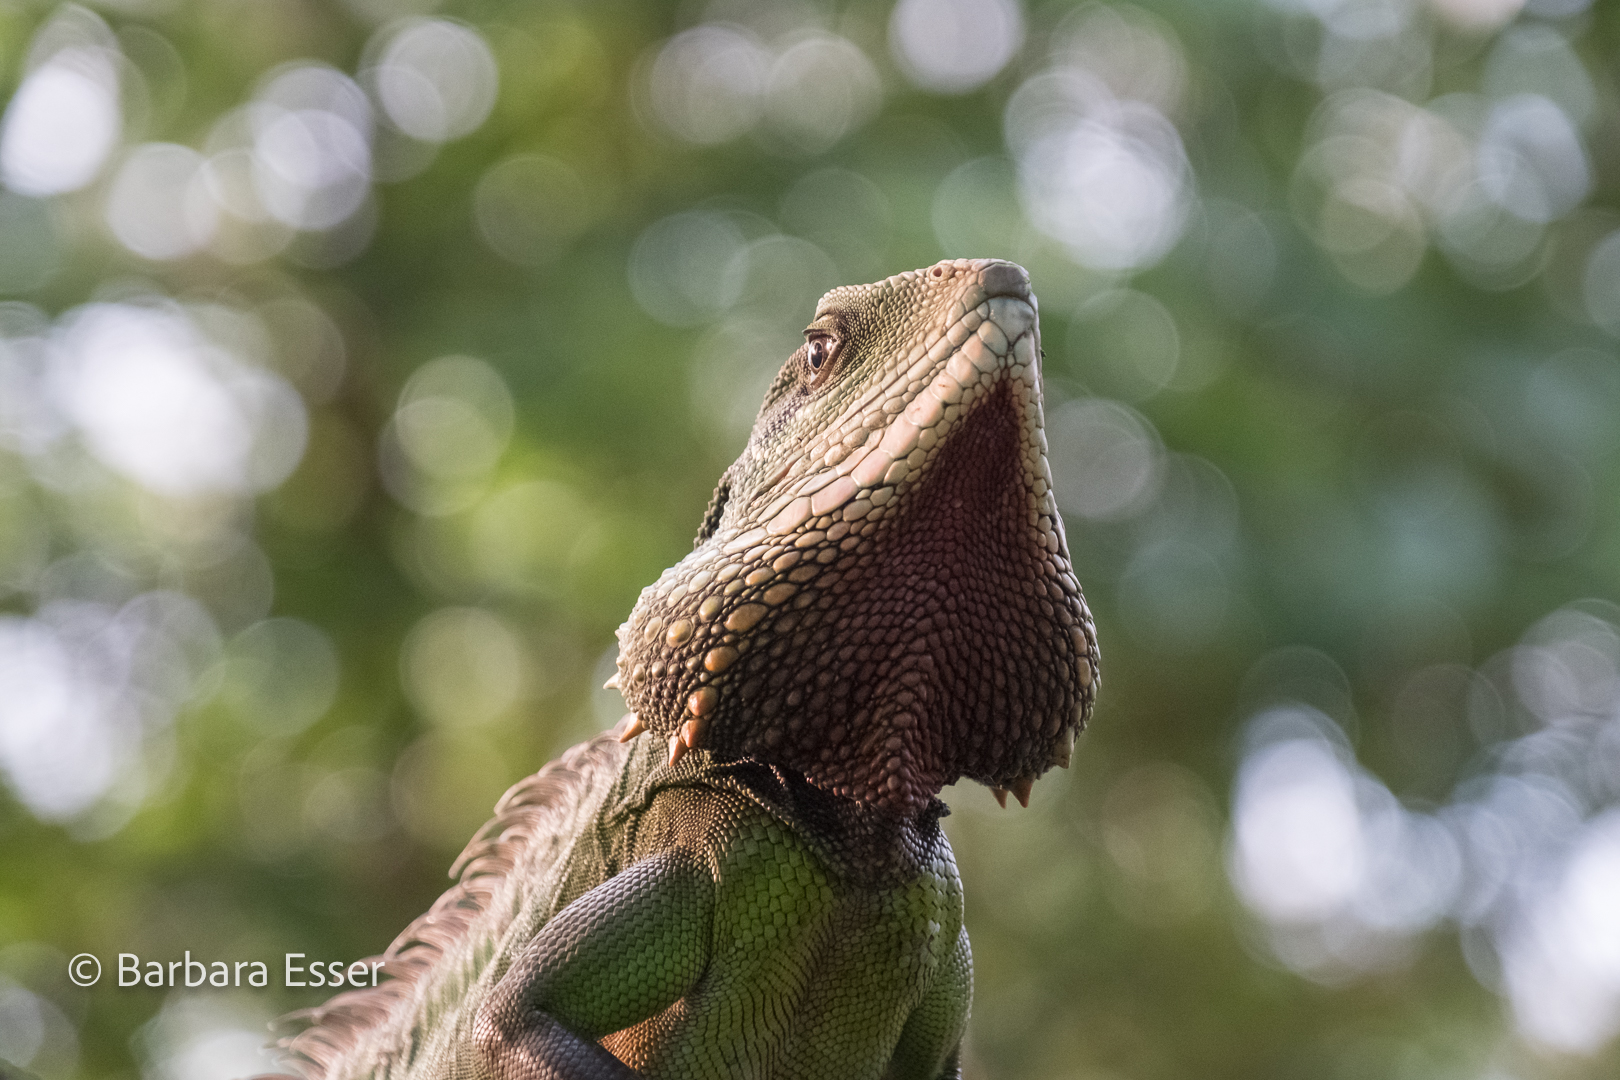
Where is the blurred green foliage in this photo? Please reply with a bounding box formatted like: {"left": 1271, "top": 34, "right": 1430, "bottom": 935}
{"left": 1, "top": 0, "right": 1619, "bottom": 1079}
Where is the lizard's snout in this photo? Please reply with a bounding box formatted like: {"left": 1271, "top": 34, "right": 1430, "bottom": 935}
{"left": 979, "top": 260, "right": 1031, "bottom": 302}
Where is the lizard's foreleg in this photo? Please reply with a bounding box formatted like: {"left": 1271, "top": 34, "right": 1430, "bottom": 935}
{"left": 473, "top": 852, "right": 714, "bottom": 1079}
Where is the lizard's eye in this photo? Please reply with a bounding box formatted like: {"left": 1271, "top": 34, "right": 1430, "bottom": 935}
{"left": 804, "top": 334, "right": 838, "bottom": 380}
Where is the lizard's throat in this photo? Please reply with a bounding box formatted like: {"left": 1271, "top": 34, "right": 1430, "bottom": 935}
{"left": 715, "top": 379, "right": 1088, "bottom": 813}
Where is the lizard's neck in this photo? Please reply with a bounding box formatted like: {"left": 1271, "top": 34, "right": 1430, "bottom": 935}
{"left": 643, "top": 742, "right": 950, "bottom": 886}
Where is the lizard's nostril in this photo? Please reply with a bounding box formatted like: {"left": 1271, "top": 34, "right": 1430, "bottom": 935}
{"left": 931, "top": 266, "right": 944, "bottom": 278}
{"left": 981, "top": 262, "right": 1030, "bottom": 300}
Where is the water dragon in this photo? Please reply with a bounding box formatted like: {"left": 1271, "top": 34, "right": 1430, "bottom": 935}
{"left": 275, "top": 259, "right": 1099, "bottom": 1080}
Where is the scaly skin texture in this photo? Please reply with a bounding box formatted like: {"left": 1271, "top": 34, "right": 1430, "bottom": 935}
{"left": 277, "top": 260, "right": 1096, "bottom": 1080}
{"left": 616, "top": 259, "right": 1096, "bottom": 813}
{"left": 474, "top": 738, "right": 968, "bottom": 1080}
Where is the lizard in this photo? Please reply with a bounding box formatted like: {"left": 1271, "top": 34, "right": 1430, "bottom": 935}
{"left": 275, "top": 258, "right": 1099, "bottom": 1080}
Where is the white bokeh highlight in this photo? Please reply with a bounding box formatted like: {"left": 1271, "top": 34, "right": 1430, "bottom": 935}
{"left": 1229, "top": 604, "right": 1620, "bottom": 1053}
{"left": 377, "top": 354, "right": 515, "bottom": 517}
{"left": 51, "top": 303, "right": 307, "bottom": 499}
{"left": 137, "top": 996, "right": 280, "bottom": 1080}
{"left": 1006, "top": 70, "right": 1191, "bottom": 272}
{"left": 646, "top": 26, "right": 770, "bottom": 146}
{"left": 762, "top": 34, "right": 881, "bottom": 156}
{"left": 1501, "top": 809, "right": 1620, "bottom": 1052}
{"left": 248, "top": 66, "right": 373, "bottom": 232}
{"left": 393, "top": 357, "right": 514, "bottom": 481}
{"left": 1046, "top": 398, "right": 1166, "bottom": 521}
{"left": 889, "top": 0, "right": 1024, "bottom": 95}
{"left": 371, "top": 19, "right": 498, "bottom": 144}
{"left": 1232, "top": 734, "right": 1368, "bottom": 923}
{"left": 0, "top": 593, "right": 220, "bottom": 823}
{"left": 105, "top": 144, "right": 218, "bottom": 260}
{"left": 0, "top": 46, "right": 121, "bottom": 197}
{"left": 1476, "top": 94, "right": 1590, "bottom": 224}
{"left": 643, "top": 26, "right": 879, "bottom": 154}
{"left": 1230, "top": 706, "right": 1461, "bottom": 968}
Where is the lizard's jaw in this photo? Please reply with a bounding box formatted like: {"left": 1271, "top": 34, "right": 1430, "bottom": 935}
{"left": 617, "top": 260, "right": 1097, "bottom": 815}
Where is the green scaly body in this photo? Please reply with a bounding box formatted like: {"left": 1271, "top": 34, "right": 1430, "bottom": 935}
{"left": 288, "top": 735, "right": 966, "bottom": 1080}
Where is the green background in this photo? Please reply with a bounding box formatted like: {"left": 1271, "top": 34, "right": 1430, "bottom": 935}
{"left": 1, "top": 0, "right": 1618, "bottom": 1078}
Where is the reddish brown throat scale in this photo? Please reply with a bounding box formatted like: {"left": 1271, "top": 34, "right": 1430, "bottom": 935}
{"left": 611, "top": 259, "right": 1099, "bottom": 816}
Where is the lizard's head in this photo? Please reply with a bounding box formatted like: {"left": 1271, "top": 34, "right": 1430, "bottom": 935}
{"left": 614, "top": 258, "right": 1098, "bottom": 816}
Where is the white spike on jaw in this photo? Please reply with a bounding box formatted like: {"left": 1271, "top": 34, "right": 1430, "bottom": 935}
{"left": 1053, "top": 726, "right": 1075, "bottom": 769}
